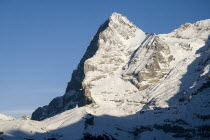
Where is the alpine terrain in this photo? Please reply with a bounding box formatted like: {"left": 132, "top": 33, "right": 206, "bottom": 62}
{"left": 0, "top": 13, "right": 210, "bottom": 140}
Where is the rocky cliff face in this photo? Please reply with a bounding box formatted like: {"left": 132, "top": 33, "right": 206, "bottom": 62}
{"left": 32, "top": 13, "right": 146, "bottom": 120}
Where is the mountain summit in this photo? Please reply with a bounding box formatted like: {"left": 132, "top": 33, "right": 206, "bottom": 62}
{"left": 1, "top": 13, "right": 210, "bottom": 140}
{"left": 32, "top": 12, "right": 147, "bottom": 120}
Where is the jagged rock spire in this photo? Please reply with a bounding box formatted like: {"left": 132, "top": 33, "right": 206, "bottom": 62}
{"left": 31, "top": 12, "right": 146, "bottom": 121}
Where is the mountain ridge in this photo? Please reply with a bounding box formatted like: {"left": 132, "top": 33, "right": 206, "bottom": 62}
{"left": 32, "top": 13, "right": 210, "bottom": 121}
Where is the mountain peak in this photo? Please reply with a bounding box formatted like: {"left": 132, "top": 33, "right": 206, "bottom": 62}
{"left": 32, "top": 13, "right": 146, "bottom": 121}
{"left": 163, "top": 19, "right": 210, "bottom": 40}
{"left": 108, "top": 12, "right": 133, "bottom": 27}
{"left": 109, "top": 12, "right": 123, "bottom": 19}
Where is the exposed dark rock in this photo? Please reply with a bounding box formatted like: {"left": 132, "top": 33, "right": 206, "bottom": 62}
{"left": 81, "top": 133, "right": 117, "bottom": 140}
{"left": 195, "top": 114, "right": 210, "bottom": 121}
{"left": 46, "top": 138, "right": 56, "bottom": 140}
{"left": 84, "top": 115, "right": 94, "bottom": 129}
{"left": 24, "top": 138, "right": 35, "bottom": 140}
{"left": 131, "top": 126, "right": 153, "bottom": 136}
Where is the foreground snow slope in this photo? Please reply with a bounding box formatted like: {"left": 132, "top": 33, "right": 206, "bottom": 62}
{"left": 0, "top": 13, "right": 210, "bottom": 140}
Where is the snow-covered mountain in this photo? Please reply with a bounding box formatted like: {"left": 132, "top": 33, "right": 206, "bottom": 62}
{"left": 0, "top": 13, "right": 210, "bottom": 140}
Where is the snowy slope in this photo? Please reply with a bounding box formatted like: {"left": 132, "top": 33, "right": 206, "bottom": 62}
{"left": 0, "top": 114, "right": 14, "bottom": 121}
{"left": 0, "top": 13, "right": 210, "bottom": 140}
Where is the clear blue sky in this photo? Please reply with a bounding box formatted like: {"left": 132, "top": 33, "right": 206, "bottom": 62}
{"left": 0, "top": 0, "right": 209, "bottom": 118}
